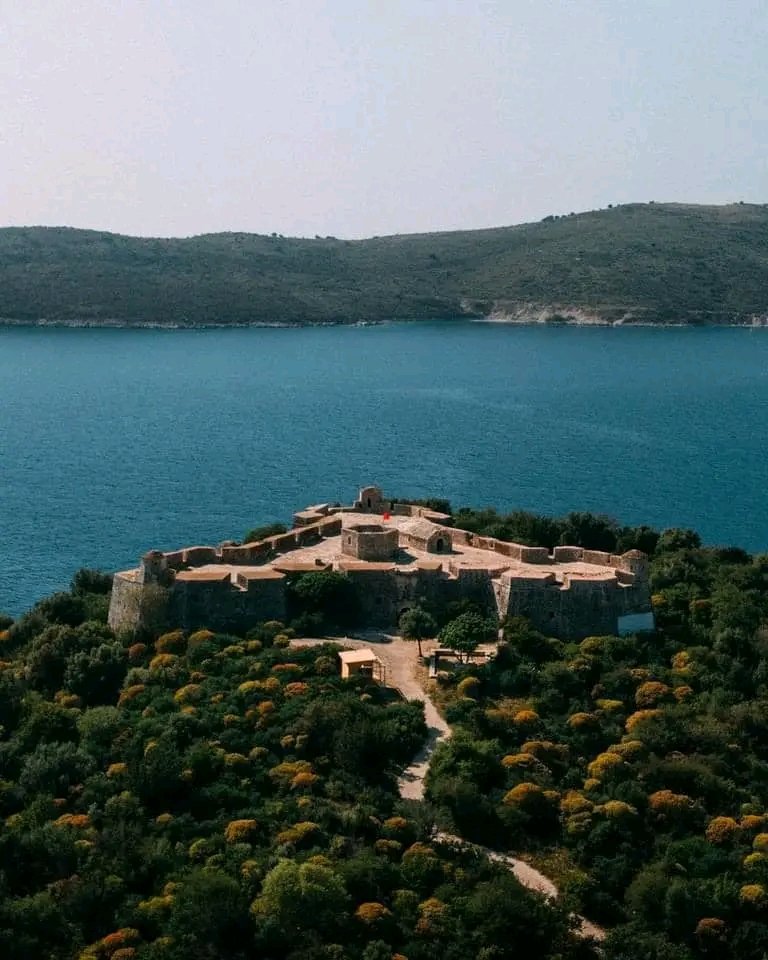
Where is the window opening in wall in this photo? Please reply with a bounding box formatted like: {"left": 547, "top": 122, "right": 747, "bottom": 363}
{"left": 436, "top": 537, "right": 444, "bottom": 552}
{"left": 367, "top": 498, "right": 372, "bottom": 508}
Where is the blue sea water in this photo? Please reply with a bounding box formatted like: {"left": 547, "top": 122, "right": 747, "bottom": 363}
{"left": 1, "top": 322, "right": 767, "bottom": 615}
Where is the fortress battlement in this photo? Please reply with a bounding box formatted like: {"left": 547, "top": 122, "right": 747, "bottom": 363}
{"left": 109, "top": 486, "right": 654, "bottom": 639}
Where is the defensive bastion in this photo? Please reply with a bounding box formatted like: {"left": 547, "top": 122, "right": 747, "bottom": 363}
{"left": 108, "top": 485, "right": 654, "bottom": 640}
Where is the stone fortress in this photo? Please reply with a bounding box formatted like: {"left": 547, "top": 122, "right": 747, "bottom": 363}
{"left": 108, "top": 486, "right": 654, "bottom": 640}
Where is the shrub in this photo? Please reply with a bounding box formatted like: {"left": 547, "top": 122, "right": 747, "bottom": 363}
{"left": 739, "top": 883, "right": 767, "bottom": 906}
{"left": 502, "top": 782, "right": 545, "bottom": 809}
{"left": 512, "top": 709, "right": 540, "bottom": 726}
{"left": 567, "top": 711, "right": 597, "bottom": 729}
{"left": 155, "top": 630, "right": 186, "bottom": 654}
{"left": 625, "top": 709, "right": 662, "bottom": 733}
{"left": 149, "top": 654, "right": 178, "bottom": 671}
{"left": 744, "top": 852, "right": 768, "bottom": 870}
{"left": 560, "top": 791, "right": 593, "bottom": 816}
{"left": 600, "top": 800, "right": 637, "bottom": 819}
{"left": 355, "top": 902, "right": 392, "bottom": 924}
{"left": 586, "top": 753, "right": 624, "bottom": 779}
{"left": 456, "top": 676, "right": 481, "bottom": 699}
{"left": 174, "top": 683, "right": 202, "bottom": 703}
{"left": 225, "top": 819, "right": 258, "bottom": 843}
{"left": 754, "top": 833, "right": 768, "bottom": 852}
{"left": 705, "top": 816, "right": 740, "bottom": 845}
{"left": 635, "top": 681, "right": 671, "bottom": 707}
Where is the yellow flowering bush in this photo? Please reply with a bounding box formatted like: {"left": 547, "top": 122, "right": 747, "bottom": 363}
{"left": 649, "top": 789, "right": 694, "bottom": 813}
{"left": 137, "top": 894, "right": 173, "bottom": 917}
{"left": 600, "top": 800, "right": 637, "bottom": 819}
{"left": 606, "top": 740, "right": 644, "bottom": 759}
{"left": 595, "top": 698, "right": 624, "bottom": 712}
{"left": 416, "top": 897, "right": 447, "bottom": 934}
{"left": 355, "top": 902, "right": 392, "bottom": 923}
{"left": 276, "top": 821, "right": 319, "bottom": 845}
{"left": 739, "top": 883, "right": 767, "bottom": 906}
{"left": 187, "top": 629, "right": 215, "bottom": 648}
{"left": 560, "top": 791, "right": 593, "bottom": 816}
{"left": 521, "top": 739, "right": 567, "bottom": 761}
{"left": 225, "top": 819, "right": 258, "bottom": 843}
{"left": 269, "top": 760, "right": 314, "bottom": 786}
{"left": 625, "top": 709, "right": 662, "bottom": 733}
{"left": 291, "top": 771, "right": 319, "bottom": 789}
{"left": 155, "top": 630, "right": 185, "bottom": 654}
{"left": 671, "top": 650, "right": 692, "bottom": 672}
{"left": 705, "top": 816, "right": 740, "bottom": 845}
{"left": 173, "top": 683, "right": 202, "bottom": 703}
{"left": 586, "top": 753, "right": 624, "bottom": 779}
{"left": 224, "top": 752, "right": 248, "bottom": 768}
{"left": 502, "top": 782, "right": 545, "bottom": 809}
{"left": 744, "top": 852, "right": 768, "bottom": 870}
{"left": 567, "top": 712, "right": 597, "bottom": 729}
{"left": 55, "top": 813, "right": 91, "bottom": 828}
{"left": 106, "top": 762, "right": 127, "bottom": 778}
{"left": 149, "top": 653, "right": 178, "bottom": 671}
{"left": 512, "top": 709, "right": 540, "bottom": 726}
{"left": 740, "top": 815, "right": 766, "bottom": 832}
{"left": 117, "top": 684, "right": 145, "bottom": 706}
{"left": 635, "top": 681, "right": 671, "bottom": 707}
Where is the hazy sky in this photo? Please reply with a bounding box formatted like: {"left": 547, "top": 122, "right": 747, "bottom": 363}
{"left": 2, "top": 0, "right": 767, "bottom": 238}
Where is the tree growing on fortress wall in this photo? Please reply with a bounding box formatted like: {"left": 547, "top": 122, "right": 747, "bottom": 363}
{"left": 286, "top": 571, "right": 359, "bottom": 632}
{"left": 243, "top": 521, "right": 287, "bottom": 544}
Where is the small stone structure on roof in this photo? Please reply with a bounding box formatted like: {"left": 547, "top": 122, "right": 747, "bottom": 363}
{"left": 109, "top": 485, "right": 655, "bottom": 640}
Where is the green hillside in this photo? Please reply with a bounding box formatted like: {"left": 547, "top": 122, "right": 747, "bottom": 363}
{"left": 2, "top": 202, "right": 768, "bottom": 326}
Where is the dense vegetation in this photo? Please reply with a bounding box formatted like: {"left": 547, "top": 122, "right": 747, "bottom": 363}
{"left": 3, "top": 501, "right": 768, "bottom": 959}
{"left": 426, "top": 516, "right": 768, "bottom": 959}
{"left": 0, "top": 573, "right": 588, "bottom": 960}
{"left": 2, "top": 202, "right": 768, "bottom": 326}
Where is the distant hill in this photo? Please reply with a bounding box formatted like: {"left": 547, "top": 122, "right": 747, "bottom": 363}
{"left": 2, "top": 202, "right": 768, "bottom": 326}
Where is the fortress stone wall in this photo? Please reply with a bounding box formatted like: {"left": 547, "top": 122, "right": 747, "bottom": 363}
{"left": 108, "top": 486, "right": 654, "bottom": 640}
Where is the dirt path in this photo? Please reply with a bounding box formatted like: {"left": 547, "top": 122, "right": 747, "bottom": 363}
{"left": 291, "top": 635, "right": 604, "bottom": 942}
{"left": 291, "top": 635, "right": 450, "bottom": 799}
{"left": 433, "top": 832, "right": 604, "bottom": 942}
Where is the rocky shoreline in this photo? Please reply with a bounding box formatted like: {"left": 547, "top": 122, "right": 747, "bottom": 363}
{"left": 1, "top": 310, "right": 767, "bottom": 329}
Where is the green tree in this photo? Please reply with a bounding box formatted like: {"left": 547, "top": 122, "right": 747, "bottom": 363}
{"left": 399, "top": 605, "right": 437, "bottom": 659}
{"left": 439, "top": 612, "right": 496, "bottom": 663}
{"left": 169, "top": 867, "right": 250, "bottom": 952}
{"left": 243, "top": 521, "right": 287, "bottom": 543}
{"left": 251, "top": 859, "right": 349, "bottom": 935}
{"left": 70, "top": 568, "right": 113, "bottom": 595}
{"left": 288, "top": 571, "right": 359, "bottom": 631}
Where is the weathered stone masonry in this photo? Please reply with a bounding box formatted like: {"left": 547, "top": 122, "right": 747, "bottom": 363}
{"left": 108, "top": 486, "right": 654, "bottom": 639}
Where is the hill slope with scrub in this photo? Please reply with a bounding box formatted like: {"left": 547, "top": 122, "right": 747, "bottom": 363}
{"left": 2, "top": 202, "right": 768, "bottom": 327}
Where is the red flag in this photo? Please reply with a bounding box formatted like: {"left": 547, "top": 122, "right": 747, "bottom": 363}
{"left": 382, "top": 512, "right": 391, "bottom": 521}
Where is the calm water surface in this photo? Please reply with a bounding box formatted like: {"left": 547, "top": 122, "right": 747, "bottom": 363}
{"left": 1, "top": 323, "right": 767, "bottom": 614}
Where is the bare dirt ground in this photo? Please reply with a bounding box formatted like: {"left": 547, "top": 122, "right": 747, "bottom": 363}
{"left": 291, "top": 633, "right": 605, "bottom": 942}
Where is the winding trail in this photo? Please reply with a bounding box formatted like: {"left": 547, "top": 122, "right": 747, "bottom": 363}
{"left": 292, "top": 635, "right": 605, "bottom": 943}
